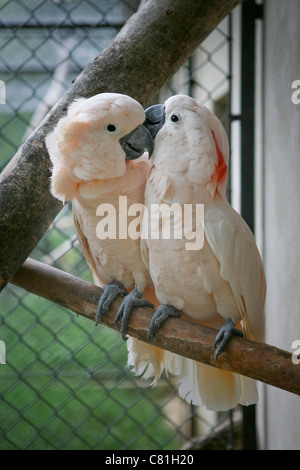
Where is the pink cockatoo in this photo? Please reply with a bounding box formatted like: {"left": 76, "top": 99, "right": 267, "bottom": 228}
{"left": 127, "top": 94, "right": 266, "bottom": 411}
{"left": 45, "top": 93, "right": 157, "bottom": 337}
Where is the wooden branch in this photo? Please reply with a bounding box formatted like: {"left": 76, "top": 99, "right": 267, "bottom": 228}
{"left": 0, "top": 0, "right": 242, "bottom": 289}
{"left": 10, "top": 258, "right": 300, "bottom": 397}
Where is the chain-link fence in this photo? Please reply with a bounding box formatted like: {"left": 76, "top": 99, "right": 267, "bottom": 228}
{"left": 0, "top": 0, "right": 241, "bottom": 450}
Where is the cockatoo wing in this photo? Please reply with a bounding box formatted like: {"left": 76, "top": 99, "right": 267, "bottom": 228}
{"left": 204, "top": 199, "right": 266, "bottom": 342}
{"left": 73, "top": 205, "right": 104, "bottom": 287}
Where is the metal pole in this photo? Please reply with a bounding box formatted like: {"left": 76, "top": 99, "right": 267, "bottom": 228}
{"left": 240, "top": 0, "right": 263, "bottom": 450}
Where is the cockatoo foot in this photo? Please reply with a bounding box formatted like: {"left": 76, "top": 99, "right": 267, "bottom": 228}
{"left": 114, "top": 287, "right": 154, "bottom": 340}
{"left": 95, "top": 281, "right": 128, "bottom": 326}
{"left": 214, "top": 318, "right": 243, "bottom": 360}
{"left": 148, "top": 304, "right": 181, "bottom": 342}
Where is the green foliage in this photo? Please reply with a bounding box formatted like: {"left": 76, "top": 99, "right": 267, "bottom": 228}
{"left": 0, "top": 112, "right": 32, "bottom": 169}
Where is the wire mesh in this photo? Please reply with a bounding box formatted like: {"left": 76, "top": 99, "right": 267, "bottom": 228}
{"left": 0, "top": 0, "right": 240, "bottom": 450}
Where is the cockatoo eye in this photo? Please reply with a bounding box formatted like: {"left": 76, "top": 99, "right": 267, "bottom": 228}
{"left": 170, "top": 114, "right": 180, "bottom": 123}
{"left": 107, "top": 124, "right": 117, "bottom": 132}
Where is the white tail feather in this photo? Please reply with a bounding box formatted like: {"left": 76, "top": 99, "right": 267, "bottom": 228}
{"left": 127, "top": 337, "right": 258, "bottom": 411}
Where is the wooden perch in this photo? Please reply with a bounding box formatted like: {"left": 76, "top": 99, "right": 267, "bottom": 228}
{"left": 10, "top": 258, "right": 300, "bottom": 397}
{"left": 0, "top": 0, "right": 242, "bottom": 290}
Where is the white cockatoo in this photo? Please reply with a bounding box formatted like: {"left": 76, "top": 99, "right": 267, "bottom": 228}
{"left": 127, "top": 94, "right": 266, "bottom": 411}
{"left": 45, "top": 93, "right": 157, "bottom": 337}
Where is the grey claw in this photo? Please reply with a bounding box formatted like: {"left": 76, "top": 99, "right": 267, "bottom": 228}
{"left": 114, "top": 288, "right": 154, "bottom": 340}
{"left": 95, "top": 281, "right": 127, "bottom": 325}
{"left": 148, "top": 304, "right": 180, "bottom": 342}
{"left": 214, "top": 318, "right": 243, "bottom": 360}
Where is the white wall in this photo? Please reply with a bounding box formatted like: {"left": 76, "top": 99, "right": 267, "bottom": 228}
{"left": 261, "top": 0, "right": 300, "bottom": 450}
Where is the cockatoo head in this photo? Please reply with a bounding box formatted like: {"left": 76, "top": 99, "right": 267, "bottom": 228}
{"left": 144, "top": 94, "right": 229, "bottom": 198}
{"left": 46, "top": 93, "right": 153, "bottom": 202}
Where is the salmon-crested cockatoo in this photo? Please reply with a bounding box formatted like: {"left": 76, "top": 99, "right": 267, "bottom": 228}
{"left": 127, "top": 94, "right": 266, "bottom": 411}
{"left": 45, "top": 93, "right": 156, "bottom": 338}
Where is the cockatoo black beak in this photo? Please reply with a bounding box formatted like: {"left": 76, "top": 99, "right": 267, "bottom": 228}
{"left": 120, "top": 124, "right": 154, "bottom": 160}
{"left": 144, "top": 104, "right": 165, "bottom": 140}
